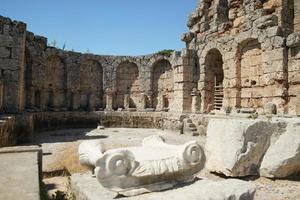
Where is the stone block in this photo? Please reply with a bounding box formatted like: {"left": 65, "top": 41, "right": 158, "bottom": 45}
{"left": 264, "top": 102, "right": 277, "bottom": 115}
{"left": 71, "top": 174, "right": 256, "bottom": 200}
{"left": 0, "top": 46, "right": 11, "bottom": 58}
{"left": 297, "top": 92, "right": 300, "bottom": 116}
{"left": 0, "top": 147, "right": 42, "bottom": 200}
{"left": 286, "top": 33, "right": 300, "bottom": 48}
{"left": 260, "top": 123, "right": 300, "bottom": 178}
{"left": 254, "top": 15, "right": 278, "bottom": 29}
{"left": 206, "top": 118, "right": 282, "bottom": 177}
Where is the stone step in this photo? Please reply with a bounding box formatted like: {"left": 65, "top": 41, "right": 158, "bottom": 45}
{"left": 184, "top": 119, "right": 193, "bottom": 123}
{"left": 192, "top": 131, "right": 200, "bottom": 136}
{"left": 187, "top": 123, "right": 196, "bottom": 128}
{"left": 189, "top": 128, "right": 198, "bottom": 132}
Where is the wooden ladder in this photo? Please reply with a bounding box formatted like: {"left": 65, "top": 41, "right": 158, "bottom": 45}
{"left": 214, "top": 78, "right": 223, "bottom": 110}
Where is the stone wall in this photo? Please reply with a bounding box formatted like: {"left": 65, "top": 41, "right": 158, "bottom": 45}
{"left": 0, "top": 17, "right": 26, "bottom": 113}
{"left": 182, "top": 0, "right": 299, "bottom": 115}
{"left": 0, "top": 116, "right": 17, "bottom": 147}
{"left": 23, "top": 27, "right": 184, "bottom": 113}
{"left": 0, "top": 0, "right": 299, "bottom": 116}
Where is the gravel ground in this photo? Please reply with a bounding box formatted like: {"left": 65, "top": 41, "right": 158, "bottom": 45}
{"left": 32, "top": 128, "right": 300, "bottom": 200}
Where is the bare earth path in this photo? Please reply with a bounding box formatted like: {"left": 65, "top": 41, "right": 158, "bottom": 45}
{"left": 31, "top": 128, "right": 300, "bottom": 200}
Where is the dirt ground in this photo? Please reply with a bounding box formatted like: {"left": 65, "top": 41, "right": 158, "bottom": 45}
{"left": 32, "top": 128, "right": 300, "bottom": 200}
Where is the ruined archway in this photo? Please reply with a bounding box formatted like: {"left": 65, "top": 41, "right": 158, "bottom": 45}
{"left": 237, "top": 39, "right": 263, "bottom": 109}
{"left": 115, "top": 61, "right": 140, "bottom": 109}
{"left": 46, "top": 56, "right": 66, "bottom": 110}
{"left": 80, "top": 60, "right": 103, "bottom": 110}
{"left": 151, "top": 59, "right": 174, "bottom": 110}
{"left": 204, "top": 49, "right": 224, "bottom": 111}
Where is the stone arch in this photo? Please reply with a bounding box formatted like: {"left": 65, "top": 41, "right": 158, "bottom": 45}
{"left": 46, "top": 55, "right": 67, "bottom": 110}
{"left": 203, "top": 48, "right": 224, "bottom": 112}
{"left": 115, "top": 61, "right": 140, "bottom": 109}
{"left": 151, "top": 59, "right": 174, "bottom": 110}
{"left": 236, "top": 38, "right": 263, "bottom": 109}
{"left": 80, "top": 59, "right": 103, "bottom": 110}
{"left": 148, "top": 55, "right": 173, "bottom": 67}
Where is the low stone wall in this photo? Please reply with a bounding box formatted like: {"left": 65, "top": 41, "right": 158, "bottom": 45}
{"left": 0, "top": 111, "right": 247, "bottom": 147}
{"left": 0, "top": 111, "right": 184, "bottom": 147}
{"left": 0, "top": 116, "right": 17, "bottom": 147}
{"left": 30, "top": 111, "right": 165, "bottom": 131}
{"left": 1, "top": 110, "right": 297, "bottom": 148}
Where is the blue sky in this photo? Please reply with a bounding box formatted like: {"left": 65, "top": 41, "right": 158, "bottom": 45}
{"left": 1, "top": 0, "right": 197, "bottom": 56}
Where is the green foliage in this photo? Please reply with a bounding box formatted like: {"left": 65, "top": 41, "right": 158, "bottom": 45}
{"left": 265, "top": 114, "right": 273, "bottom": 123}
{"left": 49, "top": 190, "right": 75, "bottom": 200}
{"left": 50, "top": 191, "right": 67, "bottom": 200}
{"left": 156, "top": 49, "right": 175, "bottom": 57}
{"left": 247, "top": 112, "right": 258, "bottom": 120}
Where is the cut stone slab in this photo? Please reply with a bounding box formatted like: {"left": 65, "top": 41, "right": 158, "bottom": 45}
{"left": 205, "top": 118, "right": 280, "bottom": 177}
{"left": 0, "top": 147, "right": 42, "bottom": 200}
{"left": 71, "top": 173, "right": 256, "bottom": 200}
{"left": 260, "top": 123, "right": 300, "bottom": 178}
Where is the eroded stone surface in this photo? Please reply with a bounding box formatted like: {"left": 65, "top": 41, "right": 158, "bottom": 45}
{"left": 205, "top": 118, "right": 282, "bottom": 177}
{"left": 0, "top": 0, "right": 300, "bottom": 116}
{"left": 260, "top": 123, "right": 300, "bottom": 178}
{"left": 71, "top": 173, "right": 256, "bottom": 200}
{"left": 0, "top": 149, "right": 41, "bottom": 200}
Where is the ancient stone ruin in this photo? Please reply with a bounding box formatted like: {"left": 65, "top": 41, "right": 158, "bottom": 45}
{"left": 0, "top": 0, "right": 300, "bottom": 200}
{"left": 0, "top": 0, "right": 299, "bottom": 116}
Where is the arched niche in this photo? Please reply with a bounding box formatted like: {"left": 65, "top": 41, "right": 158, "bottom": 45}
{"left": 203, "top": 48, "right": 224, "bottom": 111}
{"left": 115, "top": 61, "right": 140, "bottom": 109}
{"left": 236, "top": 39, "right": 263, "bottom": 109}
{"left": 80, "top": 59, "right": 103, "bottom": 110}
{"left": 151, "top": 59, "right": 174, "bottom": 110}
{"left": 46, "top": 56, "right": 66, "bottom": 110}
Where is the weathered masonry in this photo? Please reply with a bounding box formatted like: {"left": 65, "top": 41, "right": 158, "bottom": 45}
{"left": 182, "top": 0, "right": 300, "bottom": 115}
{"left": 0, "top": 0, "right": 299, "bottom": 115}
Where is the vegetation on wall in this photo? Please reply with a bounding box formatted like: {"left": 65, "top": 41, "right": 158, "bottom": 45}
{"left": 156, "top": 49, "right": 175, "bottom": 57}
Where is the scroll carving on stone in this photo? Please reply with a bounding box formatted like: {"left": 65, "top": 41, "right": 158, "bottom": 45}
{"left": 79, "top": 135, "right": 205, "bottom": 196}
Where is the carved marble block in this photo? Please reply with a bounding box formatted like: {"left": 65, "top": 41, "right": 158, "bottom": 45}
{"left": 79, "top": 135, "right": 205, "bottom": 196}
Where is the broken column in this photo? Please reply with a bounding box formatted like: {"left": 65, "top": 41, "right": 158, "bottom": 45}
{"left": 191, "top": 88, "right": 201, "bottom": 113}
{"left": 156, "top": 93, "right": 164, "bottom": 111}
{"left": 139, "top": 93, "right": 147, "bottom": 110}
{"left": 105, "top": 88, "right": 114, "bottom": 111}
{"left": 124, "top": 93, "right": 130, "bottom": 110}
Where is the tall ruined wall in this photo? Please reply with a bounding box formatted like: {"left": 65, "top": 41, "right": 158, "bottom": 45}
{"left": 182, "top": 0, "right": 299, "bottom": 115}
{"left": 24, "top": 39, "right": 181, "bottom": 112}
{"left": 0, "top": 17, "right": 26, "bottom": 113}
{"left": 0, "top": 0, "right": 299, "bottom": 116}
